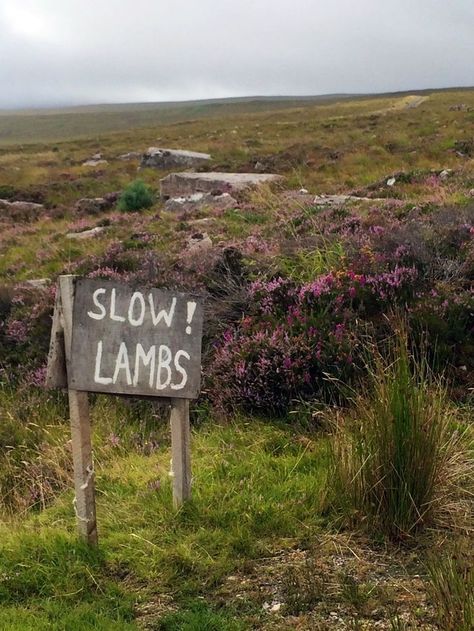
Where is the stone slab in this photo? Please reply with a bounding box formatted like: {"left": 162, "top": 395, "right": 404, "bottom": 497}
{"left": 0, "top": 199, "right": 44, "bottom": 221}
{"left": 164, "top": 192, "right": 237, "bottom": 214}
{"left": 141, "top": 148, "right": 211, "bottom": 170}
{"left": 66, "top": 226, "right": 106, "bottom": 240}
{"left": 160, "top": 172, "right": 282, "bottom": 198}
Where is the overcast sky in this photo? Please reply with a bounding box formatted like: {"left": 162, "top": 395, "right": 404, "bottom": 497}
{"left": 0, "top": 0, "right": 473, "bottom": 109}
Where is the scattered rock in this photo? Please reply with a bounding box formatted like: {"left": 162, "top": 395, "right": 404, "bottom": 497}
{"left": 299, "top": 188, "right": 309, "bottom": 194}
{"left": 74, "top": 197, "right": 109, "bottom": 215}
{"left": 188, "top": 217, "right": 216, "bottom": 227}
{"left": 439, "top": 169, "right": 452, "bottom": 180}
{"left": 468, "top": 189, "right": 474, "bottom": 198}
{"left": 186, "top": 232, "right": 212, "bottom": 253}
{"left": 66, "top": 226, "right": 106, "bottom": 240}
{"left": 91, "top": 153, "right": 102, "bottom": 160}
{"left": 24, "top": 278, "right": 50, "bottom": 288}
{"left": 141, "top": 148, "right": 211, "bottom": 170}
{"left": 262, "top": 601, "right": 282, "bottom": 613}
{"left": 449, "top": 104, "right": 472, "bottom": 112}
{"left": 82, "top": 159, "right": 108, "bottom": 167}
{"left": 160, "top": 172, "right": 283, "bottom": 198}
{"left": 454, "top": 139, "right": 474, "bottom": 157}
{"left": 386, "top": 177, "right": 396, "bottom": 187}
{"left": 165, "top": 193, "right": 205, "bottom": 212}
{"left": 118, "top": 151, "right": 141, "bottom": 161}
{"left": 165, "top": 191, "right": 237, "bottom": 214}
{"left": 103, "top": 191, "right": 121, "bottom": 205}
{"left": 0, "top": 199, "right": 45, "bottom": 221}
{"left": 313, "top": 194, "right": 387, "bottom": 206}
{"left": 74, "top": 193, "right": 119, "bottom": 215}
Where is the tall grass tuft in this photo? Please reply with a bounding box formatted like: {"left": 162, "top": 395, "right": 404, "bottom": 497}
{"left": 329, "top": 333, "right": 471, "bottom": 540}
{"left": 427, "top": 538, "right": 473, "bottom": 631}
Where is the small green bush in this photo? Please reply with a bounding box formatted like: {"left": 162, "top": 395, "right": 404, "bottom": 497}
{"left": 117, "top": 180, "right": 154, "bottom": 212}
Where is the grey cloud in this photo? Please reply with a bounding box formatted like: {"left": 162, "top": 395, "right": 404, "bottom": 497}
{"left": 0, "top": 0, "right": 473, "bottom": 108}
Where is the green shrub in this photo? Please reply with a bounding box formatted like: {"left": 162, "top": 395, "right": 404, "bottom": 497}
{"left": 117, "top": 180, "right": 154, "bottom": 212}
{"left": 329, "top": 333, "right": 470, "bottom": 540}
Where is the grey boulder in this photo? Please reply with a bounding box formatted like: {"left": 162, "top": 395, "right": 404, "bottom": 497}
{"left": 74, "top": 193, "right": 119, "bottom": 215}
{"left": 160, "top": 172, "right": 283, "bottom": 198}
{"left": 141, "top": 148, "right": 211, "bottom": 170}
{"left": 0, "top": 199, "right": 44, "bottom": 221}
{"left": 186, "top": 232, "right": 213, "bottom": 253}
{"left": 164, "top": 191, "right": 237, "bottom": 214}
{"left": 66, "top": 226, "right": 106, "bottom": 240}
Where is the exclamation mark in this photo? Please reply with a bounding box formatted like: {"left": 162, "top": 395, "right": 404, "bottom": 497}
{"left": 186, "top": 301, "right": 197, "bottom": 334}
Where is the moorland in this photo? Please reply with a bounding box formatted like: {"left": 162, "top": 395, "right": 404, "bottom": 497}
{"left": 0, "top": 88, "right": 473, "bottom": 630}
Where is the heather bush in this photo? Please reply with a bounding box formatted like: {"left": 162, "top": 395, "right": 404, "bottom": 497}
{"left": 117, "top": 179, "right": 154, "bottom": 212}
{"left": 1, "top": 201, "right": 472, "bottom": 409}
{"left": 208, "top": 266, "right": 419, "bottom": 414}
{"left": 0, "top": 284, "right": 56, "bottom": 385}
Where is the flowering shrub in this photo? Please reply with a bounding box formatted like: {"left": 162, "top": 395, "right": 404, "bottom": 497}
{"left": 1, "top": 201, "right": 472, "bottom": 409}
{"left": 209, "top": 266, "right": 420, "bottom": 414}
{"left": 0, "top": 285, "right": 56, "bottom": 385}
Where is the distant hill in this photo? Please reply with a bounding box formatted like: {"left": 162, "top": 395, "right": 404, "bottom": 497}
{"left": 0, "top": 86, "right": 472, "bottom": 146}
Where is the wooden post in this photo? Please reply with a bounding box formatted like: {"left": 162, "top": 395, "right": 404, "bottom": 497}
{"left": 59, "top": 275, "right": 98, "bottom": 545}
{"left": 170, "top": 398, "right": 192, "bottom": 508}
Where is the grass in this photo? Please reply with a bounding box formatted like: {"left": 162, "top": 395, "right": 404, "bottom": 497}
{"left": 427, "top": 540, "right": 474, "bottom": 631}
{"left": 329, "top": 333, "right": 471, "bottom": 540}
{"left": 0, "top": 389, "right": 329, "bottom": 628}
{"left": 157, "top": 601, "right": 247, "bottom": 631}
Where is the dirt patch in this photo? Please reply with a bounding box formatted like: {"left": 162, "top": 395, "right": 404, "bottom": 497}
{"left": 213, "top": 535, "right": 438, "bottom": 630}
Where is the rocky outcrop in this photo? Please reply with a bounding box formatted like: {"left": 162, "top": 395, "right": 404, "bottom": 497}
{"left": 25, "top": 278, "right": 50, "bottom": 288}
{"left": 74, "top": 193, "right": 119, "bottom": 215}
{"left": 82, "top": 158, "right": 108, "bottom": 167}
{"left": 66, "top": 226, "right": 106, "bottom": 240}
{"left": 164, "top": 191, "right": 237, "bottom": 214}
{"left": 160, "top": 172, "right": 283, "bottom": 198}
{"left": 186, "top": 232, "right": 213, "bottom": 253}
{"left": 141, "top": 148, "right": 211, "bottom": 170}
{"left": 0, "top": 199, "right": 44, "bottom": 221}
{"left": 118, "top": 151, "right": 141, "bottom": 161}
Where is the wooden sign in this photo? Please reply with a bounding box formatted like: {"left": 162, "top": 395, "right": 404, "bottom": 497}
{"left": 69, "top": 279, "right": 203, "bottom": 399}
{"left": 46, "top": 276, "right": 203, "bottom": 546}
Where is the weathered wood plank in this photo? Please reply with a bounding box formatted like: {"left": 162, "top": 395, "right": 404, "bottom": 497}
{"left": 59, "top": 275, "right": 98, "bottom": 545}
{"left": 170, "top": 398, "right": 192, "bottom": 508}
{"left": 45, "top": 285, "right": 67, "bottom": 389}
{"left": 69, "top": 278, "right": 203, "bottom": 399}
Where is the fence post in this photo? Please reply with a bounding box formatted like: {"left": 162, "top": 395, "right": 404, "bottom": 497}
{"left": 170, "top": 398, "right": 192, "bottom": 508}
{"left": 59, "top": 275, "right": 98, "bottom": 545}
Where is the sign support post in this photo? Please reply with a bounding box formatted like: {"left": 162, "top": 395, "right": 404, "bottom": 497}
{"left": 46, "top": 276, "right": 203, "bottom": 543}
{"left": 59, "top": 275, "right": 98, "bottom": 545}
{"left": 170, "top": 398, "right": 191, "bottom": 508}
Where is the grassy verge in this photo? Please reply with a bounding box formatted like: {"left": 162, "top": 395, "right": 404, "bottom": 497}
{"left": 0, "top": 398, "right": 328, "bottom": 629}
